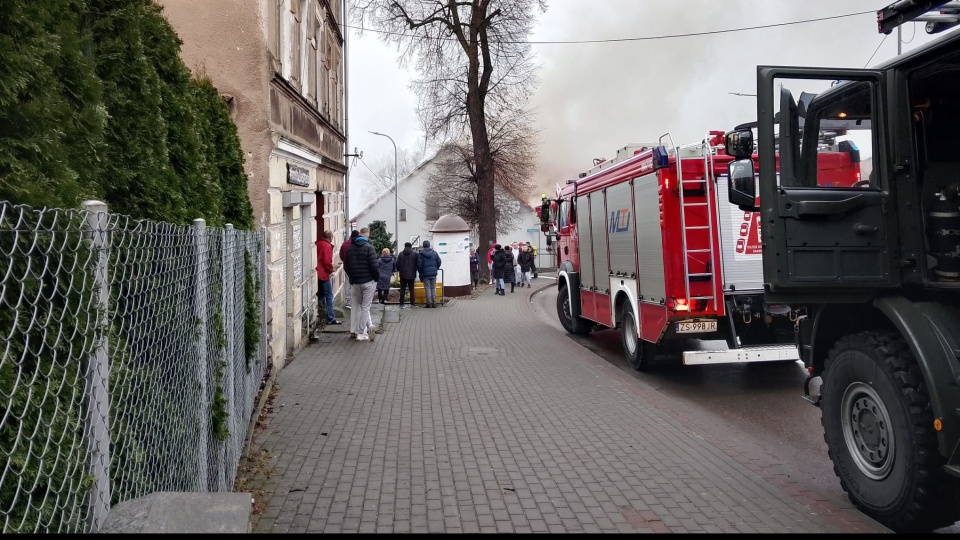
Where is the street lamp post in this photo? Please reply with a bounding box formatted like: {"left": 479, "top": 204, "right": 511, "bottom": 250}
{"left": 370, "top": 131, "right": 398, "bottom": 250}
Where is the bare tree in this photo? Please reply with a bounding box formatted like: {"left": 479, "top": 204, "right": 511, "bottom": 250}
{"left": 351, "top": 0, "right": 546, "bottom": 278}
{"left": 356, "top": 146, "right": 423, "bottom": 205}
{"left": 363, "top": 148, "right": 423, "bottom": 190}
{"left": 426, "top": 109, "right": 536, "bottom": 236}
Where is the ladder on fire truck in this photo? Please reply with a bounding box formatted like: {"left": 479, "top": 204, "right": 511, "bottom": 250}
{"left": 659, "top": 133, "right": 720, "bottom": 310}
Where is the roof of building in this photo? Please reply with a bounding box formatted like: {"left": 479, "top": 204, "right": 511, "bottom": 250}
{"left": 430, "top": 214, "right": 470, "bottom": 233}
{"left": 349, "top": 153, "right": 439, "bottom": 222}
{"left": 350, "top": 147, "right": 536, "bottom": 222}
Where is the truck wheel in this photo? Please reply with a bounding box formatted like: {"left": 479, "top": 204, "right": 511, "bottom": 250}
{"left": 621, "top": 303, "right": 658, "bottom": 371}
{"left": 821, "top": 331, "right": 958, "bottom": 532}
{"left": 557, "top": 284, "right": 591, "bottom": 335}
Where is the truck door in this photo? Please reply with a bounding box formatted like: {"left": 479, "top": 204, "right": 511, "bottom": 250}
{"left": 756, "top": 67, "right": 900, "bottom": 299}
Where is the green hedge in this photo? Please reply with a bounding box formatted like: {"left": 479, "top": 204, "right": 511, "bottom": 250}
{"left": 0, "top": 0, "right": 253, "bottom": 228}
{"left": 0, "top": 0, "right": 257, "bottom": 532}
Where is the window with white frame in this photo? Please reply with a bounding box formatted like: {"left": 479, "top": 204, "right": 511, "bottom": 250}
{"left": 280, "top": 0, "right": 304, "bottom": 85}
{"left": 314, "top": 6, "right": 325, "bottom": 110}
{"left": 299, "top": 0, "right": 311, "bottom": 97}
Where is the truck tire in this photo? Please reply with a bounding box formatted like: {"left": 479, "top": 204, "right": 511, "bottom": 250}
{"left": 620, "top": 302, "right": 659, "bottom": 371}
{"left": 621, "top": 302, "right": 645, "bottom": 370}
{"left": 620, "top": 302, "right": 682, "bottom": 371}
{"left": 557, "top": 283, "right": 591, "bottom": 335}
{"left": 820, "top": 331, "right": 958, "bottom": 532}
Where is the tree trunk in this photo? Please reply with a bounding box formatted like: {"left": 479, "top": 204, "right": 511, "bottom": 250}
{"left": 466, "top": 76, "right": 496, "bottom": 281}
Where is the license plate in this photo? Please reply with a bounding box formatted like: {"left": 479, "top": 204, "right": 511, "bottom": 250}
{"left": 676, "top": 320, "right": 717, "bottom": 334}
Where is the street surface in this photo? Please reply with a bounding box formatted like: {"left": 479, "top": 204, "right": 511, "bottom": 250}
{"left": 529, "top": 285, "right": 839, "bottom": 495}
{"left": 530, "top": 281, "right": 960, "bottom": 534}
{"left": 246, "top": 280, "right": 891, "bottom": 533}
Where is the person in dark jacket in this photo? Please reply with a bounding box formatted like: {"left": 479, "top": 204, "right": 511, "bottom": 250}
{"left": 376, "top": 248, "right": 396, "bottom": 304}
{"left": 395, "top": 242, "right": 419, "bottom": 308}
{"left": 469, "top": 249, "right": 480, "bottom": 290}
{"left": 343, "top": 229, "right": 379, "bottom": 341}
{"left": 417, "top": 240, "right": 442, "bottom": 308}
{"left": 339, "top": 230, "right": 359, "bottom": 309}
{"left": 518, "top": 245, "right": 535, "bottom": 289}
{"left": 491, "top": 244, "right": 505, "bottom": 295}
{"left": 499, "top": 245, "right": 516, "bottom": 294}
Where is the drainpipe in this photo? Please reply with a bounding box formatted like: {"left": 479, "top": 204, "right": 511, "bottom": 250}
{"left": 342, "top": 0, "right": 350, "bottom": 239}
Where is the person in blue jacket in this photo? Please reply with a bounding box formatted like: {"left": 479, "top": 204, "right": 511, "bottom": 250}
{"left": 417, "top": 240, "right": 442, "bottom": 308}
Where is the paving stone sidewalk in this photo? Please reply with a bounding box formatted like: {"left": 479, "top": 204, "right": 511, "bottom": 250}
{"left": 248, "top": 280, "right": 889, "bottom": 533}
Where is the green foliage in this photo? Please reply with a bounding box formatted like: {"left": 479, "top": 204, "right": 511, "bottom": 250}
{"left": 210, "top": 307, "right": 229, "bottom": 441}
{"left": 367, "top": 220, "right": 396, "bottom": 254}
{"left": 87, "top": 0, "right": 183, "bottom": 221}
{"left": 0, "top": 0, "right": 107, "bottom": 208}
{"left": 243, "top": 249, "right": 261, "bottom": 370}
{"left": 0, "top": 0, "right": 254, "bottom": 229}
{"left": 193, "top": 76, "right": 253, "bottom": 230}
{"left": 141, "top": 2, "right": 222, "bottom": 226}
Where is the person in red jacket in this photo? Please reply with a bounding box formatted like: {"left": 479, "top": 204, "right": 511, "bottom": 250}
{"left": 339, "top": 229, "right": 359, "bottom": 309}
{"left": 316, "top": 230, "right": 340, "bottom": 325}
{"left": 486, "top": 240, "right": 497, "bottom": 276}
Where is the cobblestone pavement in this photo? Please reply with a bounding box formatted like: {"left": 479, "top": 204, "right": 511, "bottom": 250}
{"left": 249, "top": 281, "right": 889, "bottom": 533}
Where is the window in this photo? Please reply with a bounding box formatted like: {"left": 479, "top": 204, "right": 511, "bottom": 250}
{"left": 304, "top": 13, "right": 316, "bottom": 101}
{"left": 280, "top": 0, "right": 304, "bottom": 85}
{"left": 773, "top": 77, "right": 877, "bottom": 189}
{"left": 399, "top": 209, "right": 407, "bottom": 222}
{"left": 312, "top": 6, "right": 325, "bottom": 108}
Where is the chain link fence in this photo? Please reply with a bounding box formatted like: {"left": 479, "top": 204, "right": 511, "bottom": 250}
{"left": 0, "top": 201, "right": 268, "bottom": 533}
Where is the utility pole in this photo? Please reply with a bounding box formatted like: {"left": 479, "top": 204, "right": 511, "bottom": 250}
{"left": 370, "top": 131, "right": 398, "bottom": 249}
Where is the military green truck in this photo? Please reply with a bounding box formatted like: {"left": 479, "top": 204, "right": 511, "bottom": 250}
{"left": 721, "top": 2, "right": 960, "bottom": 532}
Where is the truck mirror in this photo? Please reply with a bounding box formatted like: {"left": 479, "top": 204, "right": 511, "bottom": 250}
{"left": 728, "top": 158, "right": 759, "bottom": 211}
{"left": 724, "top": 129, "right": 754, "bottom": 158}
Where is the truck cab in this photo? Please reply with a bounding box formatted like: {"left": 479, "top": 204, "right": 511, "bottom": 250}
{"left": 724, "top": 26, "right": 960, "bottom": 533}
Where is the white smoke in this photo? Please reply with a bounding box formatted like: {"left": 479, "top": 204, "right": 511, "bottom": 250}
{"left": 526, "top": 0, "right": 937, "bottom": 199}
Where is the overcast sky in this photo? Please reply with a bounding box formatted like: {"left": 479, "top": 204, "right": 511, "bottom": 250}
{"left": 345, "top": 0, "right": 943, "bottom": 214}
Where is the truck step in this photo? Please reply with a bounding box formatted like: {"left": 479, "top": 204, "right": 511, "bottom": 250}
{"left": 682, "top": 202, "right": 709, "bottom": 207}
{"left": 683, "top": 345, "right": 800, "bottom": 366}
{"left": 684, "top": 225, "right": 710, "bottom": 230}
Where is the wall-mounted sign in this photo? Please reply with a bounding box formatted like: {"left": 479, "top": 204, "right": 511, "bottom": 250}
{"left": 291, "top": 222, "right": 303, "bottom": 283}
{"left": 287, "top": 163, "right": 310, "bottom": 187}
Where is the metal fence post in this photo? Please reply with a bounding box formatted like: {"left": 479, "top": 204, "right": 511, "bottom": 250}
{"left": 192, "top": 218, "right": 210, "bottom": 491}
{"left": 223, "top": 224, "right": 237, "bottom": 486}
{"left": 260, "top": 229, "right": 270, "bottom": 370}
{"left": 82, "top": 200, "right": 111, "bottom": 531}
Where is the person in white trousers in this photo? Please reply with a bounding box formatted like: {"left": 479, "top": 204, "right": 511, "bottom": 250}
{"left": 342, "top": 229, "right": 379, "bottom": 341}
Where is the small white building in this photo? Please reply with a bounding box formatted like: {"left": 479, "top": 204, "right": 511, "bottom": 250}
{"left": 350, "top": 150, "right": 548, "bottom": 268}
{"left": 430, "top": 215, "right": 472, "bottom": 297}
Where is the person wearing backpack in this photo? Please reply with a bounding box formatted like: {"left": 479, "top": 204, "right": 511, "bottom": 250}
{"left": 417, "top": 240, "right": 442, "bottom": 308}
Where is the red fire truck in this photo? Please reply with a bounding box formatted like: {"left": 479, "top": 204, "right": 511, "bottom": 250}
{"left": 539, "top": 131, "right": 862, "bottom": 370}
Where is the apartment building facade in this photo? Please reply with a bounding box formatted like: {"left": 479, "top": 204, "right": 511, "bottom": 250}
{"left": 159, "top": 0, "right": 348, "bottom": 368}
